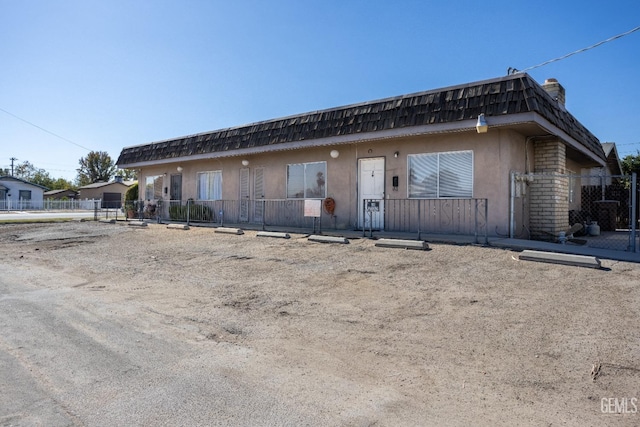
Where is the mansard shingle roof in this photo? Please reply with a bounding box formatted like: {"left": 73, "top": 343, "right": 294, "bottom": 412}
{"left": 116, "top": 73, "right": 604, "bottom": 166}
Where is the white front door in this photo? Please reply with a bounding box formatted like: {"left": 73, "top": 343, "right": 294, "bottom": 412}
{"left": 358, "top": 157, "right": 385, "bottom": 229}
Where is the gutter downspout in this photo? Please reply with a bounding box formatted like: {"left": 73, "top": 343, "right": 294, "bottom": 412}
{"left": 511, "top": 136, "right": 535, "bottom": 239}
{"left": 512, "top": 135, "right": 553, "bottom": 239}
{"left": 510, "top": 171, "right": 516, "bottom": 238}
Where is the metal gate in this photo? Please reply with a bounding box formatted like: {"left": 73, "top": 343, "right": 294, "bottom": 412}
{"left": 510, "top": 172, "right": 637, "bottom": 252}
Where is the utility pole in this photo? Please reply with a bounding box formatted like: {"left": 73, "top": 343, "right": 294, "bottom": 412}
{"left": 10, "top": 157, "right": 17, "bottom": 176}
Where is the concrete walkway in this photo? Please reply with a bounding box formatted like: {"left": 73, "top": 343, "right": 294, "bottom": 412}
{"left": 330, "top": 229, "right": 640, "bottom": 263}
{"left": 48, "top": 215, "right": 640, "bottom": 264}
{"left": 173, "top": 221, "right": 640, "bottom": 264}
{"left": 489, "top": 237, "right": 640, "bottom": 264}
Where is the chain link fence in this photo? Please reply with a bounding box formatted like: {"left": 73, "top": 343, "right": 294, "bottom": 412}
{"left": 511, "top": 172, "right": 638, "bottom": 252}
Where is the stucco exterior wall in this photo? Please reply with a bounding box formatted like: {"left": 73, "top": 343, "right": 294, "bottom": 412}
{"left": 138, "top": 128, "right": 531, "bottom": 236}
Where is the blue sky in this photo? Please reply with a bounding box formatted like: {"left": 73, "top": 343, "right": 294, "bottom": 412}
{"left": 1, "top": 0, "right": 639, "bottom": 181}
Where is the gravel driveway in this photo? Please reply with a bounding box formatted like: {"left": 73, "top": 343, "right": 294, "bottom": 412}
{"left": 0, "top": 221, "right": 638, "bottom": 426}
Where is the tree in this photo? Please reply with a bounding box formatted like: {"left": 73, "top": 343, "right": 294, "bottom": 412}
{"left": 14, "top": 161, "right": 39, "bottom": 181}
{"left": 621, "top": 151, "right": 640, "bottom": 177}
{"left": 11, "top": 160, "right": 75, "bottom": 189}
{"left": 50, "top": 177, "right": 75, "bottom": 190}
{"left": 116, "top": 168, "right": 137, "bottom": 181}
{"left": 77, "top": 151, "right": 116, "bottom": 186}
{"left": 14, "top": 161, "right": 54, "bottom": 189}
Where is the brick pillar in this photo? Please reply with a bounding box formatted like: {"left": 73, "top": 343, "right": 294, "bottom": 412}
{"left": 529, "top": 140, "right": 569, "bottom": 240}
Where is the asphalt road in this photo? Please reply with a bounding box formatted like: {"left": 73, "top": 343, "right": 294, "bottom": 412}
{"left": 0, "top": 264, "right": 321, "bottom": 426}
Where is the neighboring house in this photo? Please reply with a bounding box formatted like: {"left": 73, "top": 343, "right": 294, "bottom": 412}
{"left": 77, "top": 177, "right": 134, "bottom": 208}
{"left": 576, "top": 142, "right": 627, "bottom": 231}
{"left": 0, "top": 175, "right": 48, "bottom": 209}
{"left": 44, "top": 189, "right": 79, "bottom": 200}
{"left": 116, "top": 73, "right": 606, "bottom": 239}
{"left": 581, "top": 142, "right": 623, "bottom": 186}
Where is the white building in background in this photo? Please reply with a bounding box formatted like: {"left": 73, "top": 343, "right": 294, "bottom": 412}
{"left": 0, "top": 175, "right": 47, "bottom": 209}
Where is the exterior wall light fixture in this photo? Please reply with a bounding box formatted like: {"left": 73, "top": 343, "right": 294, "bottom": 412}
{"left": 476, "top": 114, "right": 488, "bottom": 133}
{"left": 242, "top": 159, "right": 249, "bottom": 166}
{"left": 177, "top": 166, "right": 183, "bottom": 172}
{"left": 330, "top": 150, "right": 340, "bottom": 158}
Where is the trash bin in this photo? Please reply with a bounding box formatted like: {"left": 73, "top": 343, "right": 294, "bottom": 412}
{"left": 595, "top": 200, "right": 619, "bottom": 231}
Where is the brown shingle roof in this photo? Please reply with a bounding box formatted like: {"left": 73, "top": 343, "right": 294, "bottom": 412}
{"left": 116, "top": 73, "right": 604, "bottom": 166}
{"left": 0, "top": 175, "right": 49, "bottom": 190}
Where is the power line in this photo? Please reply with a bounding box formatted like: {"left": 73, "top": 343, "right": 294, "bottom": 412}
{"left": 508, "top": 25, "right": 640, "bottom": 75}
{"left": 0, "top": 107, "right": 92, "bottom": 151}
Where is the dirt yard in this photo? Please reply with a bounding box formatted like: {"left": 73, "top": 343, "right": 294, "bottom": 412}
{"left": 0, "top": 221, "right": 638, "bottom": 426}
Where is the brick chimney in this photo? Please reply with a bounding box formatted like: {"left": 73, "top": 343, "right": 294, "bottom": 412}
{"left": 542, "top": 78, "right": 566, "bottom": 107}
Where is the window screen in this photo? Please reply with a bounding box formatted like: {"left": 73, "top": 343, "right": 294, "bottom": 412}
{"left": 408, "top": 151, "right": 473, "bottom": 198}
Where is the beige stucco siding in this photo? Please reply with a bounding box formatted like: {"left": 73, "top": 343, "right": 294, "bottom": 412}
{"left": 138, "top": 128, "right": 530, "bottom": 235}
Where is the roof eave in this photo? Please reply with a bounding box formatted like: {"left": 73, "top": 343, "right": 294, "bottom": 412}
{"left": 0, "top": 175, "right": 49, "bottom": 190}
{"left": 118, "top": 118, "right": 490, "bottom": 169}
{"left": 119, "top": 112, "right": 581, "bottom": 169}
{"left": 528, "top": 114, "right": 606, "bottom": 166}
{"left": 607, "top": 143, "right": 624, "bottom": 174}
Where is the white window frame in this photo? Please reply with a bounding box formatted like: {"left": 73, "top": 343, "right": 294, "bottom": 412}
{"left": 145, "top": 175, "right": 163, "bottom": 201}
{"left": 408, "top": 150, "right": 473, "bottom": 199}
{"left": 196, "top": 170, "right": 222, "bottom": 200}
{"left": 286, "top": 161, "right": 327, "bottom": 199}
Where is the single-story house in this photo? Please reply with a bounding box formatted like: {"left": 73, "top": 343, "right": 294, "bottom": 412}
{"left": 575, "top": 142, "right": 627, "bottom": 231}
{"left": 77, "top": 177, "right": 136, "bottom": 208}
{"left": 44, "top": 189, "right": 79, "bottom": 200}
{"left": 116, "top": 73, "right": 606, "bottom": 239}
{"left": 0, "top": 175, "right": 48, "bottom": 209}
{"left": 581, "top": 142, "right": 623, "bottom": 186}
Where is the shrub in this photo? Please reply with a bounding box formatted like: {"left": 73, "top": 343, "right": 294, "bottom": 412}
{"left": 168, "top": 203, "right": 213, "bottom": 222}
{"left": 125, "top": 183, "right": 138, "bottom": 203}
{"left": 124, "top": 183, "right": 138, "bottom": 211}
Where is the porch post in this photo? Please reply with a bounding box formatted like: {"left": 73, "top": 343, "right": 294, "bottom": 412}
{"left": 474, "top": 199, "right": 479, "bottom": 244}
{"left": 417, "top": 199, "right": 421, "bottom": 240}
{"left": 529, "top": 140, "right": 569, "bottom": 240}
